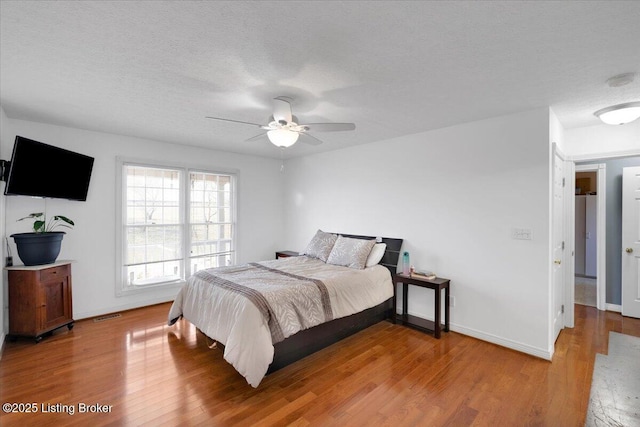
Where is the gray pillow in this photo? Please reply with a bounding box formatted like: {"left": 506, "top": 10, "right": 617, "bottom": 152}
{"left": 326, "top": 236, "right": 376, "bottom": 269}
{"left": 303, "top": 230, "right": 338, "bottom": 262}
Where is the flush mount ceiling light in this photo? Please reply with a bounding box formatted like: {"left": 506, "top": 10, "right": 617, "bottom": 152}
{"left": 593, "top": 73, "right": 640, "bottom": 125}
{"left": 594, "top": 102, "right": 640, "bottom": 125}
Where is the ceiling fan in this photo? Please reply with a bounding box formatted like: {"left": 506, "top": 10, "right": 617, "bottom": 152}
{"left": 206, "top": 96, "right": 356, "bottom": 148}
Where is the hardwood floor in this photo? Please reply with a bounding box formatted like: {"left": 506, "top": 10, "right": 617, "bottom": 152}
{"left": 1, "top": 303, "right": 639, "bottom": 426}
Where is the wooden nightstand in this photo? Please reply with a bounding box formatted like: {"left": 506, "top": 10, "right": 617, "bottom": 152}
{"left": 275, "top": 250, "right": 300, "bottom": 259}
{"left": 6, "top": 261, "right": 75, "bottom": 342}
{"left": 393, "top": 273, "right": 450, "bottom": 338}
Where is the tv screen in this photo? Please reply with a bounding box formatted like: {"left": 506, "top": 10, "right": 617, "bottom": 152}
{"left": 3, "top": 136, "right": 94, "bottom": 201}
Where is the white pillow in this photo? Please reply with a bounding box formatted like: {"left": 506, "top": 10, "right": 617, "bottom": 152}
{"left": 326, "top": 236, "right": 376, "bottom": 269}
{"left": 302, "top": 230, "right": 337, "bottom": 262}
{"left": 365, "top": 243, "right": 387, "bottom": 267}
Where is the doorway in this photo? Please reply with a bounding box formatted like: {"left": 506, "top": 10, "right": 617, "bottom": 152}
{"left": 573, "top": 164, "right": 606, "bottom": 311}
{"left": 575, "top": 170, "right": 597, "bottom": 307}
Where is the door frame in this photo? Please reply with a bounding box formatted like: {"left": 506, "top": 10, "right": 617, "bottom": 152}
{"left": 573, "top": 163, "right": 607, "bottom": 312}
{"left": 565, "top": 160, "right": 576, "bottom": 328}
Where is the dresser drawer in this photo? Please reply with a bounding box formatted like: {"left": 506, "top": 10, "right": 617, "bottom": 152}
{"left": 40, "top": 264, "right": 70, "bottom": 283}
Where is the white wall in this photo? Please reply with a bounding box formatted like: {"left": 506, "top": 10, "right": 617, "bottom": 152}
{"left": 549, "top": 108, "right": 566, "bottom": 153}
{"left": 565, "top": 120, "right": 640, "bottom": 159}
{"left": 283, "top": 108, "right": 554, "bottom": 358}
{"left": 2, "top": 118, "right": 285, "bottom": 320}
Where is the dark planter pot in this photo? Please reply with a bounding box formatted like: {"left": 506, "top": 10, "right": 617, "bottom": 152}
{"left": 10, "top": 232, "right": 66, "bottom": 266}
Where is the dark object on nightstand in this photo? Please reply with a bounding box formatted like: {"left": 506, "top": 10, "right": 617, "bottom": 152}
{"left": 275, "top": 250, "right": 300, "bottom": 259}
{"left": 393, "top": 273, "right": 450, "bottom": 338}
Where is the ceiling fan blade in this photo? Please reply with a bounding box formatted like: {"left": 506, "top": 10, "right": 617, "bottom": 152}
{"left": 205, "top": 116, "right": 264, "bottom": 127}
{"left": 299, "top": 123, "right": 356, "bottom": 132}
{"left": 244, "top": 133, "right": 267, "bottom": 142}
{"left": 299, "top": 132, "right": 324, "bottom": 146}
{"left": 272, "top": 97, "right": 293, "bottom": 123}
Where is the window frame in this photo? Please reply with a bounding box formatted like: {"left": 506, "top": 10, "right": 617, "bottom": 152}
{"left": 186, "top": 169, "right": 237, "bottom": 275}
{"left": 116, "top": 157, "right": 238, "bottom": 296}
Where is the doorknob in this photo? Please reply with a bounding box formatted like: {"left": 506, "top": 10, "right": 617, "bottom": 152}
{"left": 554, "top": 260, "right": 562, "bottom": 265}
{"left": 626, "top": 248, "right": 634, "bottom": 254}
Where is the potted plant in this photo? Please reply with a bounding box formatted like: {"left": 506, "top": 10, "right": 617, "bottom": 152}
{"left": 11, "top": 213, "right": 74, "bottom": 266}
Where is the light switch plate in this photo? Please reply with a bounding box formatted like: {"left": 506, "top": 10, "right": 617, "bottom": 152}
{"left": 512, "top": 228, "right": 533, "bottom": 240}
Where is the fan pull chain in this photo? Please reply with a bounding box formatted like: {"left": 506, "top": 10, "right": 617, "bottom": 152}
{"left": 280, "top": 147, "right": 285, "bottom": 173}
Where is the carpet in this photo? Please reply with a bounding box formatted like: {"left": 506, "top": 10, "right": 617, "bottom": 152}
{"left": 576, "top": 277, "right": 597, "bottom": 307}
{"left": 585, "top": 332, "right": 640, "bottom": 426}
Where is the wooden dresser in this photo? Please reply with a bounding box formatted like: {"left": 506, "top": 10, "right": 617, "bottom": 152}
{"left": 6, "top": 261, "right": 74, "bottom": 342}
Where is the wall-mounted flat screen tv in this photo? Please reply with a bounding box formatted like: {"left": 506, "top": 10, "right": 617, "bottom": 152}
{"left": 3, "top": 136, "right": 94, "bottom": 201}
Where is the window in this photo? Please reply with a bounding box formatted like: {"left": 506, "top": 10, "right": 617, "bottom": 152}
{"left": 117, "top": 160, "right": 236, "bottom": 295}
{"left": 188, "top": 172, "right": 234, "bottom": 272}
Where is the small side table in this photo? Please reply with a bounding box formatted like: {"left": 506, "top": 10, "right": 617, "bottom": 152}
{"left": 393, "top": 273, "right": 450, "bottom": 338}
{"left": 6, "top": 261, "right": 75, "bottom": 343}
{"left": 275, "top": 250, "right": 300, "bottom": 259}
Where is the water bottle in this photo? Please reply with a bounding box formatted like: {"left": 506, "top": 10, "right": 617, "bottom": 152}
{"left": 402, "top": 251, "right": 410, "bottom": 275}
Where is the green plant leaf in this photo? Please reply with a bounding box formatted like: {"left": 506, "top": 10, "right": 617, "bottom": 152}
{"left": 53, "top": 215, "right": 75, "bottom": 226}
{"left": 17, "top": 212, "right": 74, "bottom": 233}
{"left": 18, "top": 212, "right": 44, "bottom": 221}
{"left": 33, "top": 220, "right": 45, "bottom": 233}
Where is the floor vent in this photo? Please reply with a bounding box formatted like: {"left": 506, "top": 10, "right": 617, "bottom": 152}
{"left": 93, "top": 313, "right": 122, "bottom": 323}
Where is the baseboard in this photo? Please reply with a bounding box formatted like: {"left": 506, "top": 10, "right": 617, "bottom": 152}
{"left": 606, "top": 303, "right": 622, "bottom": 313}
{"left": 401, "top": 309, "right": 553, "bottom": 360}
{"left": 450, "top": 323, "right": 553, "bottom": 361}
{"left": 74, "top": 296, "right": 175, "bottom": 320}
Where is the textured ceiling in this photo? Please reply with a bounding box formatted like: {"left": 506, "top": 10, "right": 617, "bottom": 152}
{"left": 1, "top": 1, "right": 639, "bottom": 159}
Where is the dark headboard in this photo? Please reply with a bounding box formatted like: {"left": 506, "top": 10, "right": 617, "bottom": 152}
{"left": 332, "top": 233, "right": 403, "bottom": 275}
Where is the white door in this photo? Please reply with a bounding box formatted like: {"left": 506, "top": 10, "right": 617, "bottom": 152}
{"left": 622, "top": 166, "right": 640, "bottom": 318}
{"left": 552, "top": 150, "right": 565, "bottom": 340}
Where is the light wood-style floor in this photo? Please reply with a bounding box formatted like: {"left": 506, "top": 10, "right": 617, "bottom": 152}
{"left": 1, "top": 303, "right": 639, "bottom": 426}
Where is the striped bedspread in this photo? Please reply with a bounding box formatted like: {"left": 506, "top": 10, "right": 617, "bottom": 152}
{"left": 190, "top": 262, "right": 334, "bottom": 343}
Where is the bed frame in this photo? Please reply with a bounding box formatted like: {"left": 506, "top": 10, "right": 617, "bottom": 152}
{"left": 267, "top": 233, "right": 403, "bottom": 374}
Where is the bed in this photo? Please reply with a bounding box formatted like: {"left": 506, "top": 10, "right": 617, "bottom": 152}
{"left": 168, "top": 232, "right": 403, "bottom": 387}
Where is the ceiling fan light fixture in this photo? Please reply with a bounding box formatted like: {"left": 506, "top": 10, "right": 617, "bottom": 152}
{"left": 267, "top": 129, "right": 299, "bottom": 147}
{"left": 594, "top": 102, "right": 640, "bottom": 125}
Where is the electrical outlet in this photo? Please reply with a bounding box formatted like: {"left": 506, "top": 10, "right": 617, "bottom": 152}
{"left": 449, "top": 295, "right": 456, "bottom": 307}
